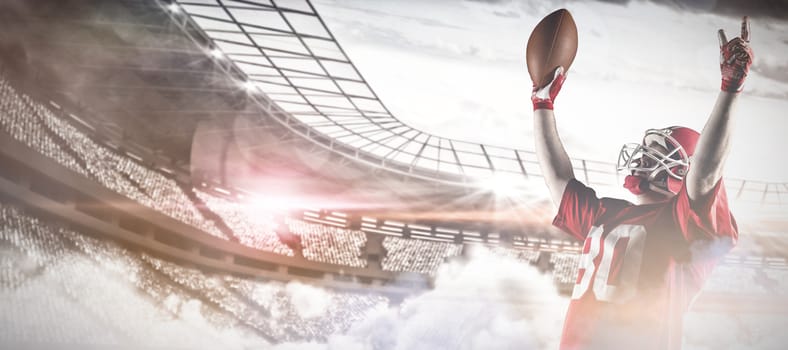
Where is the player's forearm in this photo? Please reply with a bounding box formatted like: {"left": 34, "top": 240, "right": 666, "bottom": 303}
{"left": 686, "top": 16, "right": 752, "bottom": 202}
{"left": 686, "top": 91, "right": 737, "bottom": 199}
{"left": 534, "top": 109, "right": 575, "bottom": 205}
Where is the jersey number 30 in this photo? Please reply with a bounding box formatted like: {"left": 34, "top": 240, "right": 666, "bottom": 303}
{"left": 572, "top": 224, "right": 647, "bottom": 303}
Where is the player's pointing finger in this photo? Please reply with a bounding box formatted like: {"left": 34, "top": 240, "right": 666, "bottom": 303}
{"left": 718, "top": 29, "right": 728, "bottom": 48}
{"left": 741, "top": 16, "right": 750, "bottom": 42}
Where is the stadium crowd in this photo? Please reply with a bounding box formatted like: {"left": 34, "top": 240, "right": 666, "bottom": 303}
{"left": 381, "top": 236, "right": 463, "bottom": 275}
{"left": 286, "top": 218, "right": 367, "bottom": 268}
{"left": 0, "top": 76, "right": 226, "bottom": 239}
{"left": 549, "top": 252, "right": 580, "bottom": 285}
{"left": 0, "top": 203, "right": 388, "bottom": 344}
{"left": 196, "top": 189, "right": 295, "bottom": 256}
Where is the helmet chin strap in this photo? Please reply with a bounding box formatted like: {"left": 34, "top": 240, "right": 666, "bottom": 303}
{"left": 647, "top": 183, "right": 674, "bottom": 197}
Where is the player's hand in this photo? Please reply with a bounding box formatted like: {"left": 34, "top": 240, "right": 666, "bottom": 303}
{"left": 532, "top": 66, "right": 566, "bottom": 110}
{"left": 718, "top": 16, "right": 753, "bottom": 92}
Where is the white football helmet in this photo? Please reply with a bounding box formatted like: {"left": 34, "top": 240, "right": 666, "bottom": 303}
{"left": 617, "top": 126, "right": 700, "bottom": 196}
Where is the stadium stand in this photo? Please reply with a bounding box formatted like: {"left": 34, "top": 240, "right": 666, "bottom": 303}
{"left": 286, "top": 218, "right": 367, "bottom": 268}
{"left": 381, "top": 236, "right": 463, "bottom": 275}
{"left": 0, "top": 75, "right": 227, "bottom": 240}
{"left": 550, "top": 252, "right": 580, "bottom": 285}
{"left": 141, "top": 253, "right": 289, "bottom": 340}
{"left": 0, "top": 74, "right": 599, "bottom": 277}
{"left": 0, "top": 203, "right": 389, "bottom": 344}
{"left": 1, "top": 74, "right": 383, "bottom": 270}
{"left": 196, "top": 189, "right": 295, "bottom": 256}
{"left": 0, "top": 80, "right": 88, "bottom": 178}
{"left": 487, "top": 246, "right": 541, "bottom": 264}
{"left": 223, "top": 275, "right": 388, "bottom": 341}
{"left": 0, "top": 203, "right": 252, "bottom": 346}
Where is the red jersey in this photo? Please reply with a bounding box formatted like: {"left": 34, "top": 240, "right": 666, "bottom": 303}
{"left": 553, "top": 179, "right": 738, "bottom": 350}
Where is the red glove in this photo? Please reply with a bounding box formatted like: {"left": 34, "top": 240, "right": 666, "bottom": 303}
{"left": 719, "top": 16, "right": 753, "bottom": 93}
{"left": 531, "top": 66, "right": 566, "bottom": 110}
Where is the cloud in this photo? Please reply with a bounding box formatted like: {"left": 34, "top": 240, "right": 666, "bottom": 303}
{"left": 753, "top": 60, "right": 788, "bottom": 85}
{"left": 689, "top": 236, "right": 736, "bottom": 264}
{"left": 272, "top": 247, "right": 569, "bottom": 350}
{"left": 286, "top": 281, "right": 332, "bottom": 319}
{"left": 684, "top": 312, "right": 788, "bottom": 350}
{"left": 465, "top": 0, "right": 513, "bottom": 4}
{"left": 317, "top": 0, "right": 467, "bottom": 30}
{"left": 566, "top": 0, "right": 788, "bottom": 19}
{"left": 0, "top": 250, "right": 271, "bottom": 350}
{"left": 492, "top": 10, "right": 521, "bottom": 18}
{"left": 691, "top": 0, "right": 788, "bottom": 20}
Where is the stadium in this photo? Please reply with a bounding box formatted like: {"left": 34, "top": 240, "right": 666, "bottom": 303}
{"left": 0, "top": 0, "right": 787, "bottom": 349}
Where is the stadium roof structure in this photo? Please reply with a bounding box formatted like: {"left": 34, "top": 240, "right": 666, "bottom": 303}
{"left": 163, "top": 0, "right": 787, "bottom": 207}
{"left": 164, "top": 0, "right": 612, "bottom": 183}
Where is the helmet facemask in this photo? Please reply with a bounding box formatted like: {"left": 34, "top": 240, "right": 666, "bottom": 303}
{"left": 617, "top": 128, "right": 692, "bottom": 196}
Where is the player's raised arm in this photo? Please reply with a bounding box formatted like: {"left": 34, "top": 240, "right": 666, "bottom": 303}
{"left": 686, "top": 16, "right": 753, "bottom": 204}
{"left": 526, "top": 9, "right": 579, "bottom": 207}
{"left": 532, "top": 67, "right": 575, "bottom": 206}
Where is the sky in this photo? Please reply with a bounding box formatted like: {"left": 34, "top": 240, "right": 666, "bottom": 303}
{"left": 309, "top": 0, "right": 788, "bottom": 183}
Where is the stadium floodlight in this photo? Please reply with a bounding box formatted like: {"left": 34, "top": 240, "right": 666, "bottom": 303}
{"left": 246, "top": 195, "right": 304, "bottom": 215}
{"left": 210, "top": 47, "right": 223, "bottom": 59}
{"left": 242, "top": 80, "right": 258, "bottom": 91}
{"left": 167, "top": 3, "right": 180, "bottom": 13}
{"left": 479, "top": 172, "right": 527, "bottom": 196}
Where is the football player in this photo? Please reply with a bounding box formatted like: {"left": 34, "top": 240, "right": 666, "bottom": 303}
{"left": 531, "top": 16, "right": 752, "bottom": 350}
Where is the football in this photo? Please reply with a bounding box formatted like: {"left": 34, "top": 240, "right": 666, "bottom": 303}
{"left": 526, "top": 9, "right": 578, "bottom": 89}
